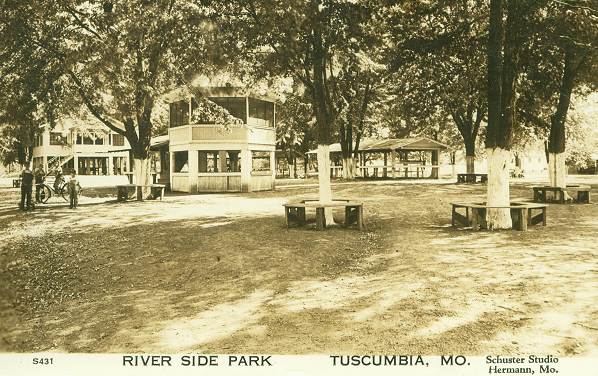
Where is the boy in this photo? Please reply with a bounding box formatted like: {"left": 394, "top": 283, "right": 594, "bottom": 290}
{"left": 68, "top": 171, "right": 81, "bottom": 209}
{"left": 19, "top": 166, "right": 34, "bottom": 211}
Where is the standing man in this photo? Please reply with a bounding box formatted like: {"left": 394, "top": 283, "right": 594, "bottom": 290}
{"left": 20, "top": 166, "right": 34, "bottom": 211}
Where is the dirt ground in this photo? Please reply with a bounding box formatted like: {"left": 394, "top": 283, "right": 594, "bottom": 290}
{"left": 0, "top": 177, "right": 597, "bottom": 355}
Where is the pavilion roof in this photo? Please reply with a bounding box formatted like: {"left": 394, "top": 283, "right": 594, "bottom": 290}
{"left": 306, "top": 137, "right": 449, "bottom": 154}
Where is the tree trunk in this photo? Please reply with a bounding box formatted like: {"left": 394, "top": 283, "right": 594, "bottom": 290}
{"left": 465, "top": 141, "right": 476, "bottom": 174}
{"left": 548, "top": 152, "right": 567, "bottom": 188}
{"left": 486, "top": 147, "right": 512, "bottom": 229}
{"left": 465, "top": 156, "right": 475, "bottom": 174}
{"left": 133, "top": 157, "right": 151, "bottom": 200}
{"left": 316, "top": 144, "right": 334, "bottom": 225}
{"left": 546, "top": 46, "right": 579, "bottom": 202}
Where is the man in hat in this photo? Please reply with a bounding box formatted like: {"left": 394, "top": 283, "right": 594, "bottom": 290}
{"left": 20, "top": 166, "right": 34, "bottom": 211}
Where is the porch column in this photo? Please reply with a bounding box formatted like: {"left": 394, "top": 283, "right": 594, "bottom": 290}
{"left": 188, "top": 149, "right": 198, "bottom": 193}
{"left": 108, "top": 156, "right": 114, "bottom": 176}
{"left": 270, "top": 151, "right": 276, "bottom": 189}
{"left": 73, "top": 155, "right": 79, "bottom": 175}
{"left": 241, "top": 148, "right": 252, "bottom": 192}
{"left": 169, "top": 150, "right": 175, "bottom": 190}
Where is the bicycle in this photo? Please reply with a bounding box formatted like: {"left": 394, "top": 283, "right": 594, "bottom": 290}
{"left": 37, "top": 179, "right": 82, "bottom": 204}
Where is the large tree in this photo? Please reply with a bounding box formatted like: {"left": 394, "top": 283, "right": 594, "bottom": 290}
{"left": 518, "top": 0, "right": 597, "bottom": 193}
{"left": 2, "top": 0, "right": 229, "bottom": 198}
{"left": 217, "top": 0, "right": 373, "bottom": 223}
{"left": 485, "top": 0, "right": 540, "bottom": 229}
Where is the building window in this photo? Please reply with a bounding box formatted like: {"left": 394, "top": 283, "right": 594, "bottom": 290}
{"left": 112, "top": 134, "right": 125, "bottom": 146}
{"left": 252, "top": 151, "right": 271, "bottom": 172}
{"left": 34, "top": 134, "right": 43, "bottom": 147}
{"left": 173, "top": 151, "right": 188, "bottom": 173}
{"left": 169, "top": 100, "right": 189, "bottom": 128}
{"left": 226, "top": 151, "right": 241, "bottom": 172}
{"left": 208, "top": 97, "right": 247, "bottom": 123}
{"left": 199, "top": 151, "right": 220, "bottom": 173}
{"left": 78, "top": 157, "right": 108, "bottom": 175}
{"left": 248, "top": 98, "right": 274, "bottom": 127}
{"left": 94, "top": 135, "right": 104, "bottom": 145}
{"left": 50, "top": 132, "right": 67, "bottom": 145}
{"left": 113, "top": 157, "right": 127, "bottom": 175}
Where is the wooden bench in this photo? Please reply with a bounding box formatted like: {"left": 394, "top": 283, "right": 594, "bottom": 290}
{"left": 452, "top": 202, "right": 547, "bottom": 231}
{"left": 457, "top": 173, "right": 488, "bottom": 184}
{"left": 13, "top": 179, "right": 21, "bottom": 188}
{"left": 117, "top": 184, "right": 166, "bottom": 201}
{"left": 532, "top": 185, "right": 591, "bottom": 204}
{"left": 284, "top": 200, "right": 364, "bottom": 230}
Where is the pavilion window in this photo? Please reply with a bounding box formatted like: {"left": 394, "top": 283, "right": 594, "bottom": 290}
{"left": 198, "top": 151, "right": 220, "bottom": 173}
{"left": 248, "top": 98, "right": 274, "bottom": 127}
{"left": 252, "top": 151, "right": 271, "bottom": 172}
{"left": 169, "top": 100, "right": 189, "bottom": 127}
{"left": 226, "top": 151, "right": 241, "bottom": 172}
{"left": 173, "top": 151, "right": 189, "bottom": 173}
{"left": 208, "top": 97, "right": 246, "bottom": 123}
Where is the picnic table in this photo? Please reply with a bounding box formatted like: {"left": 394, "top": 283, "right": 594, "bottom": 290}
{"left": 532, "top": 185, "right": 591, "bottom": 204}
{"left": 457, "top": 173, "right": 488, "bottom": 184}
{"left": 284, "top": 198, "right": 364, "bottom": 230}
{"left": 451, "top": 202, "right": 547, "bottom": 231}
{"left": 117, "top": 184, "right": 166, "bottom": 201}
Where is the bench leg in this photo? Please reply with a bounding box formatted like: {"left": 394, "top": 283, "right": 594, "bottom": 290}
{"left": 298, "top": 207, "right": 306, "bottom": 226}
{"left": 345, "top": 206, "right": 353, "bottom": 228}
{"left": 316, "top": 207, "right": 326, "bottom": 230}
{"left": 357, "top": 205, "right": 364, "bottom": 230}
{"left": 451, "top": 206, "right": 456, "bottom": 227}
{"left": 514, "top": 209, "right": 528, "bottom": 231}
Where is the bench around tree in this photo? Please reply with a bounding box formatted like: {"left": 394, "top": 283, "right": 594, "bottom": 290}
{"left": 457, "top": 173, "right": 488, "bottom": 184}
{"left": 284, "top": 199, "right": 364, "bottom": 230}
{"left": 532, "top": 185, "right": 591, "bottom": 204}
{"left": 117, "top": 184, "right": 166, "bottom": 201}
{"left": 452, "top": 202, "right": 547, "bottom": 231}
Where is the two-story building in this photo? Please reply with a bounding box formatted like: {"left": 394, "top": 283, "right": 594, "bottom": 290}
{"left": 31, "top": 117, "right": 131, "bottom": 178}
{"left": 165, "top": 86, "right": 277, "bottom": 193}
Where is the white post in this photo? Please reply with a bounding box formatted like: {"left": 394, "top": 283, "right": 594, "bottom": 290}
{"left": 169, "top": 150, "right": 175, "bottom": 191}
{"left": 241, "top": 148, "right": 252, "bottom": 192}
{"left": 270, "top": 150, "right": 276, "bottom": 189}
{"left": 188, "top": 149, "right": 198, "bottom": 193}
{"left": 108, "top": 156, "right": 114, "bottom": 176}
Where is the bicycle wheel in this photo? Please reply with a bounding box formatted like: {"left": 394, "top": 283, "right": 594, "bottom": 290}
{"left": 39, "top": 185, "right": 52, "bottom": 203}
{"left": 60, "top": 184, "right": 69, "bottom": 201}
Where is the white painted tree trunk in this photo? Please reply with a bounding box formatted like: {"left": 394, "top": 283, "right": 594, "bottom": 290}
{"left": 341, "top": 156, "right": 356, "bottom": 179}
{"left": 133, "top": 157, "right": 152, "bottom": 200}
{"left": 548, "top": 152, "right": 571, "bottom": 201}
{"left": 548, "top": 152, "right": 567, "bottom": 188}
{"left": 485, "top": 147, "right": 512, "bottom": 229}
{"left": 317, "top": 144, "right": 334, "bottom": 225}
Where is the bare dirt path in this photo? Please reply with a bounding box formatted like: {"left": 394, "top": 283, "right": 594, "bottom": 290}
{"left": 0, "top": 179, "right": 596, "bottom": 355}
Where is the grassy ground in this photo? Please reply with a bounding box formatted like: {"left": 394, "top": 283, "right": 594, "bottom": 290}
{"left": 0, "top": 177, "right": 597, "bottom": 355}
